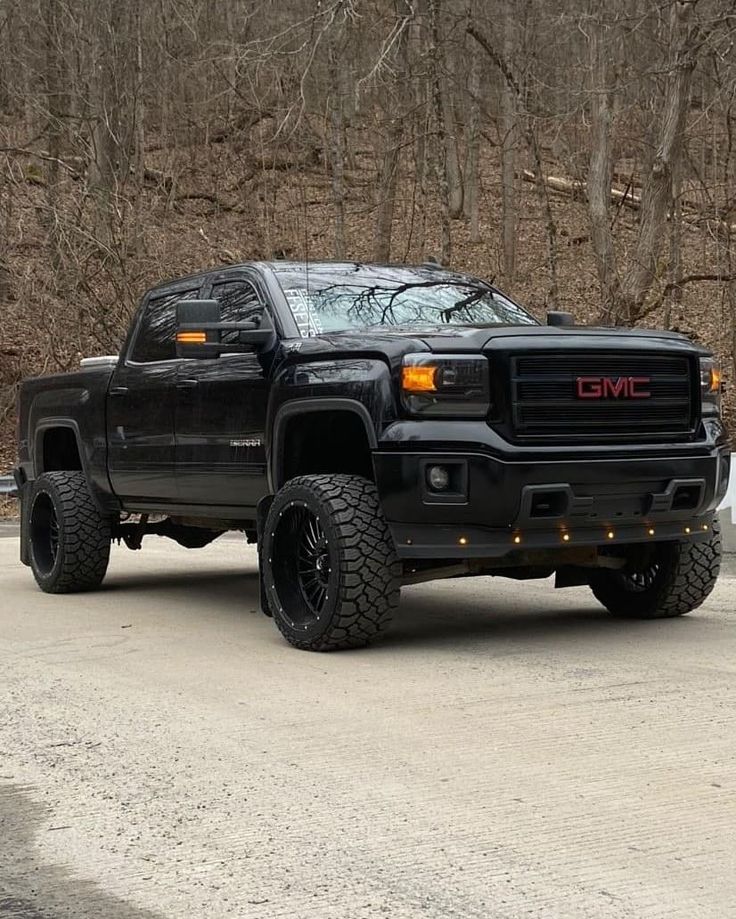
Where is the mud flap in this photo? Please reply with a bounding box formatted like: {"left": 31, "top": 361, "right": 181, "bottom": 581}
{"left": 18, "top": 481, "right": 30, "bottom": 566}
{"left": 555, "top": 566, "right": 591, "bottom": 589}
{"left": 256, "top": 494, "right": 274, "bottom": 617}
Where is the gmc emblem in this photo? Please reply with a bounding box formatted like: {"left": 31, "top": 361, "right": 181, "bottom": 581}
{"left": 576, "top": 376, "right": 651, "bottom": 399}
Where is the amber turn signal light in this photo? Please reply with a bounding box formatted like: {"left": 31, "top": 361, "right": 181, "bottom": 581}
{"left": 401, "top": 364, "right": 437, "bottom": 392}
{"left": 708, "top": 366, "right": 722, "bottom": 393}
{"left": 176, "top": 331, "right": 207, "bottom": 344}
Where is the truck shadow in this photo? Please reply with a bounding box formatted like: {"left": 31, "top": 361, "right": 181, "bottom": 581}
{"left": 0, "top": 784, "right": 164, "bottom": 919}
{"left": 384, "top": 587, "right": 675, "bottom": 651}
{"left": 101, "top": 563, "right": 697, "bottom": 652}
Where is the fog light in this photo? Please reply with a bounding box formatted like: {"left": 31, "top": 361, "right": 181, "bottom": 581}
{"left": 427, "top": 465, "right": 450, "bottom": 491}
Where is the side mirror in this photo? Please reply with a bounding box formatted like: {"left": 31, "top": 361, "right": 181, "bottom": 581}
{"left": 175, "top": 299, "right": 276, "bottom": 358}
{"left": 546, "top": 311, "right": 575, "bottom": 327}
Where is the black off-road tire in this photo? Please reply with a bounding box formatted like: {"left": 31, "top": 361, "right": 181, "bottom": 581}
{"left": 261, "top": 475, "right": 401, "bottom": 651}
{"left": 27, "top": 471, "right": 111, "bottom": 593}
{"left": 590, "top": 520, "right": 721, "bottom": 619}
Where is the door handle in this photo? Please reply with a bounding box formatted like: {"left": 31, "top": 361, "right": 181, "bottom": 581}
{"left": 110, "top": 386, "right": 129, "bottom": 396}
{"left": 177, "top": 379, "right": 199, "bottom": 389}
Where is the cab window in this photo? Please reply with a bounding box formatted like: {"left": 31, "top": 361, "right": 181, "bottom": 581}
{"left": 210, "top": 280, "right": 264, "bottom": 343}
{"left": 129, "top": 289, "right": 198, "bottom": 363}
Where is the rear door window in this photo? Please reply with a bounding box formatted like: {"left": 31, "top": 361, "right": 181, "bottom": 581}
{"left": 129, "top": 289, "right": 198, "bottom": 363}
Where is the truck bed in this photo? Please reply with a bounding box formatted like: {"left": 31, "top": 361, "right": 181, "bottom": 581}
{"left": 17, "top": 362, "right": 118, "bottom": 504}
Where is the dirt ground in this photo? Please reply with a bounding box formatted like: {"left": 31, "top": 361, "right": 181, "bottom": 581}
{"left": 2, "top": 532, "right": 735, "bottom": 918}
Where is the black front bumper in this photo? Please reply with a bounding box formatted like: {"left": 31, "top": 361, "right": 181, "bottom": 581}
{"left": 373, "top": 442, "right": 730, "bottom": 559}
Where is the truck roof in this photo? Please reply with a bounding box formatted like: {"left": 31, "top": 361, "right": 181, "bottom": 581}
{"left": 146, "top": 260, "right": 457, "bottom": 294}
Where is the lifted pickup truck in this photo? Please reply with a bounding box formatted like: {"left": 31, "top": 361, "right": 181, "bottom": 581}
{"left": 13, "top": 261, "right": 730, "bottom": 650}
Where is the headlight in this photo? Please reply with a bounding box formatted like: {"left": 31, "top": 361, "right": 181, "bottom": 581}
{"left": 699, "top": 356, "right": 722, "bottom": 415}
{"left": 401, "top": 354, "right": 490, "bottom": 417}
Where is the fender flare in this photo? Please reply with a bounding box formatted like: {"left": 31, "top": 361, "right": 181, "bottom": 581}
{"left": 33, "top": 418, "right": 88, "bottom": 480}
{"left": 21, "top": 420, "right": 90, "bottom": 568}
{"left": 269, "top": 398, "right": 378, "bottom": 492}
{"left": 30, "top": 418, "right": 114, "bottom": 514}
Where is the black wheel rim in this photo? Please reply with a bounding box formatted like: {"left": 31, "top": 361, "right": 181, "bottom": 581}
{"left": 30, "top": 491, "right": 60, "bottom": 576}
{"left": 270, "top": 502, "right": 334, "bottom": 628}
{"left": 297, "top": 512, "right": 330, "bottom": 612}
{"left": 619, "top": 563, "right": 660, "bottom": 592}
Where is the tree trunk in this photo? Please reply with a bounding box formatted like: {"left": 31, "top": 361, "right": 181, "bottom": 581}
{"left": 0, "top": 0, "right": 12, "bottom": 114}
{"left": 441, "top": 85, "right": 463, "bottom": 221}
{"left": 372, "top": 115, "right": 403, "bottom": 263}
{"left": 88, "top": 0, "right": 123, "bottom": 246}
{"left": 620, "top": 1, "right": 697, "bottom": 323}
{"left": 41, "top": 0, "right": 65, "bottom": 276}
{"left": 500, "top": 2, "right": 517, "bottom": 282}
{"left": 464, "top": 31, "right": 481, "bottom": 243}
{"left": 131, "top": 0, "right": 145, "bottom": 256}
{"left": 587, "top": 5, "right": 621, "bottom": 324}
{"left": 428, "top": 0, "right": 451, "bottom": 261}
{"left": 429, "top": 0, "right": 462, "bottom": 221}
{"left": 664, "top": 160, "right": 682, "bottom": 329}
{"left": 467, "top": 21, "right": 558, "bottom": 305}
{"left": 373, "top": 0, "right": 411, "bottom": 262}
{"left": 0, "top": 168, "right": 10, "bottom": 302}
{"left": 328, "top": 33, "right": 346, "bottom": 259}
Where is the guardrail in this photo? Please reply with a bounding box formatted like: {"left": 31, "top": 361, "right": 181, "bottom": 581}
{"left": 0, "top": 474, "right": 18, "bottom": 497}
{"left": 719, "top": 455, "right": 736, "bottom": 524}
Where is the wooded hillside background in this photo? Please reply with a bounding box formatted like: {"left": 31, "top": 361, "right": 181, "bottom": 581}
{"left": 2, "top": 0, "right": 736, "bottom": 472}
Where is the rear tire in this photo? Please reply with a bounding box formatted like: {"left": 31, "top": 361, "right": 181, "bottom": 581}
{"left": 261, "top": 475, "right": 400, "bottom": 651}
{"left": 27, "top": 471, "right": 111, "bottom": 593}
{"left": 590, "top": 520, "right": 721, "bottom": 619}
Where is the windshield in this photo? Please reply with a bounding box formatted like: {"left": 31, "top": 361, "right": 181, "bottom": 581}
{"left": 272, "top": 264, "right": 537, "bottom": 337}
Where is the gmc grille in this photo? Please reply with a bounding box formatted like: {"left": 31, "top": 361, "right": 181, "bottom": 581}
{"left": 510, "top": 352, "right": 695, "bottom": 441}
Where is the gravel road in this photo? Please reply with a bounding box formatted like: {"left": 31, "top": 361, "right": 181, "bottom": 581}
{"left": 1, "top": 531, "right": 735, "bottom": 919}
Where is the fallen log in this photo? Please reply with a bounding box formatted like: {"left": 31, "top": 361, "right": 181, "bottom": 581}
{"left": 519, "top": 168, "right": 642, "bottom": 210}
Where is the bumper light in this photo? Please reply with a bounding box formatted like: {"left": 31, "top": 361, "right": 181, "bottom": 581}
{"left": 427, "top": 465, "right": 450, "bottom": 491}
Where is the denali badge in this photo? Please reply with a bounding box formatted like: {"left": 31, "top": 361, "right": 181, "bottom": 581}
{"left": 576, "top": 376, "right": 651, "bottom": 399}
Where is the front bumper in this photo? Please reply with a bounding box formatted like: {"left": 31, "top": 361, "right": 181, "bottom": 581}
{"left": 373, "top": 443, "right": 730, "bottom": 560}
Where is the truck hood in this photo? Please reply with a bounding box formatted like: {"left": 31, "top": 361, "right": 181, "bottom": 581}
{"left": 308, "top": 323, "right": 707, "bottom": 359}
{"left": 420, "top": 324, "right": 706, "bottom": 356}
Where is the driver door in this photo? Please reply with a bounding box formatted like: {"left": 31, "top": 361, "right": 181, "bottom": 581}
{"left": 175, "top": 274, "right": 271, "bottom": 509}
{"left": 107, "top": 285, "right": 200, "bottom": 505}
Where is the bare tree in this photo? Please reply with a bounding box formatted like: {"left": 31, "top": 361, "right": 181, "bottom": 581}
{"left": 500, "top": 0, "right": 518, "bottom": 283}
{"left": 373, "top": 0, "right": 412, "bottom": 262}
{"left": 620, "top": 0, "right": 699, "bottom": 322}
{"left": 87, "top": 0, "right": 125, "bottom": 245}
{"left": 468, "top": 17, "right": 559, "bottom": 306}
{"left": 586, "top": 4, "right": 621, "bottom": 322}
{"left": 328, "top": 16, "right": 347, "bottom": 259}
{"left": 464, "top": 23, "right": 481, "bottom": 243}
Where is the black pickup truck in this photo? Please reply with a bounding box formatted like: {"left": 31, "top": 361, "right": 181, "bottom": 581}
{"left": 13, "top": 260, "right": 729, "bottom": 650}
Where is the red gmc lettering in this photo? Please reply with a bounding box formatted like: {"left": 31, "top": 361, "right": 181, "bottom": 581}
{"left": 576, "top": 376, "right": 651, "bottom": 399}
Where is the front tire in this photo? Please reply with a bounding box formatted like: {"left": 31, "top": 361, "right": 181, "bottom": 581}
{"left": 261, "top": 475, "right": 401, "bottom": 651}
{"left": 590, "top": 520, "right": 721, "bottom": 619}
{"left": 27, "top": 471, "right": 111, "bottom": 593}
